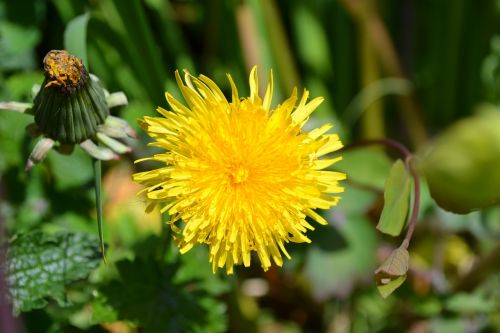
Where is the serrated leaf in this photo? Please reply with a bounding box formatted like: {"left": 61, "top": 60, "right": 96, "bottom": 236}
{"left": 3, "top": 231, "right": 101, "bottom": 314}
{"left": 377, "top": 159, "right": 411, "bottom": 236}
{"left": 375, "top": 247, "right": 410, "bottom": 298}
{"left": 101, "top": 258, "right": 227, "bottom": 333}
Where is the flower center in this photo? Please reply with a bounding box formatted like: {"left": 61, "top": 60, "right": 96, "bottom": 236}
{"left": 43, "top": 50, "right": 88, "bottom": 93}
{"left": 230, "top": 166, "right": 249, "bottom": 184}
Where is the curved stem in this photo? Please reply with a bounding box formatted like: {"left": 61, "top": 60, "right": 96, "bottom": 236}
{"left": 401, "top": 156, "right": 420, "bottom": 249}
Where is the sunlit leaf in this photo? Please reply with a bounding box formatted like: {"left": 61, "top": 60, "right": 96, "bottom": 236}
{"left": 377, "top": 159, "right": 411, "bottom": 236}
{"left": 2, "top": 231, "right": 101, "bottom": 314}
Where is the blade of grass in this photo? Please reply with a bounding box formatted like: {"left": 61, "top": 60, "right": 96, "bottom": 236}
{"left": 64, "top": 12, "right": 90, "bottom": 67}
{"left": 97, "top": 0, "right": 166, "bottom": 105}
{"left": 260, "top": 0, "right": 300, "bottom": 94}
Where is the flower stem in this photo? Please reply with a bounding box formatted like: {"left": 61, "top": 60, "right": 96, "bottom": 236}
{"left": 401, "top": 155, "right": 419, "bottom": 249}
{"left": 93, "top": 158, "right": 106, "bottom": 262}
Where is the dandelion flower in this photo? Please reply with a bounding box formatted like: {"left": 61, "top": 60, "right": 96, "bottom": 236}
{"left": 133, "top": 67, "right": 345, "bottom": 274}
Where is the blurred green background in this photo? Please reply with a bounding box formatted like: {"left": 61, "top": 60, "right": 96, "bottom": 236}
{"left": 1, "top": 0, "right": 500, "bottom": 332}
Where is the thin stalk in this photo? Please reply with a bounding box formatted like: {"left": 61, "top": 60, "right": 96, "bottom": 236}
{"left": 93, "top": 158, "right": 106, "bottom": 262}
{"left": 401, "top": 155, "right": 419, "bottom": 249}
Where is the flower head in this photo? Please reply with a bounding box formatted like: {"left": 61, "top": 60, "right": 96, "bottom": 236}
{"left": 0, "top": 50, "right": 137, "bottom": 170}
{"left": 134, "top": 67, "right": 345, "bottom": 274}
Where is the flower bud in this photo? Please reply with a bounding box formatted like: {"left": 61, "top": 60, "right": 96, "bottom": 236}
{"left": 419, "top": 105, "right": 500, "bottom": 213}
{"left": 32, "top": 50, "right": 109, "bottom": 144}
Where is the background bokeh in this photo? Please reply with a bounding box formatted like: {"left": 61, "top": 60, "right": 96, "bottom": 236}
{"left": 1, "top": 0, "right": 500, "bottom": 332}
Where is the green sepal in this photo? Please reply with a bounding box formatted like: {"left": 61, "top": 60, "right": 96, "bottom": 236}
{"left": 33, "top": 76, "right": 110, "bottom": 144}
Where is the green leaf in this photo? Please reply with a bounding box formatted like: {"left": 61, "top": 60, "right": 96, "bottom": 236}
{"left": 375, "top": 247, "right": 410, "bottom": 298}
{"left": 64, "top": 12, "right": 90, "bottom": 67}
{"left": 377, "top": 159, "right": 411, "bottom": 236}
{"left": 101, "top": 258, "right": 227, "bottom": 333}
{"left": 3, "top": 231, "right": 101, "bottom": 314}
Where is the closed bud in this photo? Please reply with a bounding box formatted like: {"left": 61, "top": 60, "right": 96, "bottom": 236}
{"left": 33, "top": 50, "right": 109, "bottom": 144}
{"left": 419, "top": 104, "right": 500, "bottom": 213}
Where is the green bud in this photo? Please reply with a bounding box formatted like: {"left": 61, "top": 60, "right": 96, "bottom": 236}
{"left": 419, "top": 105, "right": 500, "bottom": 213}
{"left": 32, "top": 50, "right": 109, "bottom": 144}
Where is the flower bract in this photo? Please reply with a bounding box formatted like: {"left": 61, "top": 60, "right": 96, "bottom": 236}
{"left": 134, "top": 67, "right": 345, "bottom": 274}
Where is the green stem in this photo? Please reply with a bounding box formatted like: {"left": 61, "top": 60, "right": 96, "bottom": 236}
{"left": 93, "top": 158, "right": 106, "bottom": 262}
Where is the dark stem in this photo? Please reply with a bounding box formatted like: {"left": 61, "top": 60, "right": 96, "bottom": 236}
{"left": 343, "top": 139, "right": 421, "bottom": 249}
{"left": 401, "top": 156, "right": 420, "bottom": 249}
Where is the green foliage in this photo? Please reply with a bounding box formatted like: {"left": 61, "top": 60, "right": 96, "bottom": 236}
{"left": 3, "top": 231, "right": 101, "bottom": 314}
{"left": 101, "top": 258, "right": 227, "bottom": 333}
{"left": 377, "top": 159, "right": 411, "bottom": 236}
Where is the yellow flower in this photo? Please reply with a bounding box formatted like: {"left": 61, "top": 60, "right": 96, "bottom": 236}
{"left": 133, "top": 67, "right": 345, "bottom": 274}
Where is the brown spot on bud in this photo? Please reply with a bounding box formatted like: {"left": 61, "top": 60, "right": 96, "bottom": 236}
{"left": 43, "top": 50, "right": 88, "bottom": 93}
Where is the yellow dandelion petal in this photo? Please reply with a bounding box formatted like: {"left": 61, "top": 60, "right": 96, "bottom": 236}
{"left": 133, "top": 66, "right": 345, "bottom": 274}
